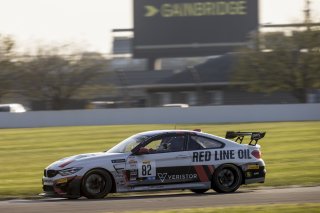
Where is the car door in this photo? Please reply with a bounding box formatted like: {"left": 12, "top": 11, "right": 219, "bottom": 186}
{"left": 125, "top": 133, "right": 197, "bottom": 187}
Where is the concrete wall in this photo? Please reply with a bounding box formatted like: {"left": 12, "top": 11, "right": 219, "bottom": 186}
{"left": 0, "top": 104, "right": 319, "bottom": 128}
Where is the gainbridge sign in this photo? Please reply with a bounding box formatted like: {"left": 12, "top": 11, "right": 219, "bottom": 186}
{"left": 133, "top": 0, "right": 258, "bottom": 58}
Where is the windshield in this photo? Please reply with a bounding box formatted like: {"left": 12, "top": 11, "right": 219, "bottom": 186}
{"left": 107, "top": 134, "right": 151, "bottom": 153}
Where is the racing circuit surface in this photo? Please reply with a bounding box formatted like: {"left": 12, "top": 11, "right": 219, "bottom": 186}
{"left": 1, "top": 186, "right": 319, "bottom": 213}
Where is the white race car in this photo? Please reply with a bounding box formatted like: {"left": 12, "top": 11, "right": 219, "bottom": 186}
{"left": 41, "top": 130, "right": 266, "bottom": 199}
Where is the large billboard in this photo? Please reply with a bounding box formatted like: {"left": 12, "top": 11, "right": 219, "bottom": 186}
{"left": 133, "top": 0, "right": 258, "bottom": 58}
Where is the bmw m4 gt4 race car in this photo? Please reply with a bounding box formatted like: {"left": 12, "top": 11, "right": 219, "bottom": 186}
{"left": 41, "top": 130, "right": 266, "bottom": 199}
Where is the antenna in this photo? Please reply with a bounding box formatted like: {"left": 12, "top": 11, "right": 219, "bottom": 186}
{"left": 304, "top": 0, "right": 311, "bottom": 30}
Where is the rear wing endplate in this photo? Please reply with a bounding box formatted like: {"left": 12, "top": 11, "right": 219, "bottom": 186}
{"left": 225, "top": 131, "right": 266, "bottom": 146}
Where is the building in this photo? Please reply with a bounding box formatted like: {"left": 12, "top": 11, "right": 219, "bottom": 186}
{"left": 92, "top": 54, "right": 298, "bottom": 108}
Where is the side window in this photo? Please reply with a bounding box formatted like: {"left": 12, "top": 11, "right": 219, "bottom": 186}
{"left": 144, "top": 135, "right": 186, "bottom": 153}
{"left": 0, "top": 106, "right": 10, "bottom": 112}
{"left": 144, "top": 139, "right": 162, "bottom": 150}
{"left": 187, "top": 135, "right": 223, "bottom": 150}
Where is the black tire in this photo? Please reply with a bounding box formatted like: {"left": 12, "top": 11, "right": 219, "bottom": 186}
{"left": 212, "top": 164, "right": 242, "bottom": 193}
{"left": 190, "top": 189, "right": 209, "bottom": 194}
{"left": 81, "top": 169, "right": 112, "bottom": 199}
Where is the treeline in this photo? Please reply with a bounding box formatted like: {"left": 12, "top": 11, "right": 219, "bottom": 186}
{"left": 0, "top": 35, "right": 110, "bottom": 110}
{"left": 1, "top": 29, "right": 320, "bottom": 110}
{"left": 234, "top": 29, "right": 320, "bottom": 103}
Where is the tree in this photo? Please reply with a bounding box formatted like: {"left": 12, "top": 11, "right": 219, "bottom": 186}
{"left": 20, "top": 51, "right": 109, "bottom": 110}
{"left": 233, "top": 30, "right": 320, "bottom": 103}
{"left": 0, "top": 35, "right": 17, "bottom": 102}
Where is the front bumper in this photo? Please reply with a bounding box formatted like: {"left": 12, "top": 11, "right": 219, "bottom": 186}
{"left": 41, "top": 176, "right": 82, "bottom": 198}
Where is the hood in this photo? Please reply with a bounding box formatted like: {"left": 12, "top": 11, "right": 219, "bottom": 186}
{"left": 46, "top": 152, "right": 121, "bottom": 170}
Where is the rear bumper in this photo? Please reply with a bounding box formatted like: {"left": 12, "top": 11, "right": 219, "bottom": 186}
{"left": 242, "top": 162, "right": 266, "bottom": 185}
{"left": 41, "top": 176, "right": 82, "bottom": 198}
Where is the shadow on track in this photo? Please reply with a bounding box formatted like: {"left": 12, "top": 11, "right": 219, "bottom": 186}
{"left": 33, "top": 189, "right": 253, "bottom": 203}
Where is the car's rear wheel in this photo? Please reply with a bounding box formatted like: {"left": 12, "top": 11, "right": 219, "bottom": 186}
{"left": 81, "top": 169, "right": 112, "bottom": 199}
{"left": 212, "top": 164, "right": 242, "bottom": 193}
{"left": 190, "top": 189, "right": 209, "bottom": 194}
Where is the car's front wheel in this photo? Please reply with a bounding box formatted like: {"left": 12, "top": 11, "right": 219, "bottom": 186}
{"left": 211, "top": 164, "right": 242, "bottom": 193}
{"left": 81, "top": 169, "right": 112, "bottom": 199}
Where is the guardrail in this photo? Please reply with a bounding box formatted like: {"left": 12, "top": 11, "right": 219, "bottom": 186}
{"left": 0, "top": 104, "right": 319, "bottom": 128}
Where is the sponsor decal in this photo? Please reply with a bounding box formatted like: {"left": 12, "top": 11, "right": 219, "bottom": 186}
{"left": 128, "top": 159, "right": 138, "bottom": 168}
{"left": 128, "top": 156, "right": 138, "bottom": 167}
{"left": 130, "top": 170, "right": 137, "bottom": 175}
{"left": 130, "top": 170, "right": 138, "bottom": 181}
{"left": 111, "top": 159, "right": 126, "bottom": 163}
{"left": 157, "top": 173, "right": 197, "bottom": 183}
{"left": 192, "top": 149, "right": 252, "bottom": 162}
{"left": 55, "top": 178, "right": 68, "bottom": 184}
{"left": 43, "top": 179, "right": 54, "bottom": 186}
{"left": 129, "top": 159, "right": 138, "bottom": 164}
{"left": 128, "top": 156, "right": 136, "bottom": 160}
{"left": 117, "top": 180, "right": 126, "bottom": 185}
{"left": 252, "top": 133, "right": 261, "bottom": 140}
{"left": 247, "top": 164, "right": 259, "bottom": 170}
{"left": 130, "top": 176, "right": 137, "bottom": 181}
{"left": 168, "top": 174, "right": 197, "bottom": 180}
{"left": 147, "top": 176, "right": 156, "bottom": 181}
{"left": 130, "top": 175, "right": 137, "bottom": 181}
{"left": 237, "top": 149, "right": 252, "bottom": 159}
{"left": 192, "top": 151, "right": 212, "bottom": 162}
{"left": 246, "top": 172, "right": 252, "bottom": 178}
{"left": 157, "top": 173, "right": 167, "bottom": 182}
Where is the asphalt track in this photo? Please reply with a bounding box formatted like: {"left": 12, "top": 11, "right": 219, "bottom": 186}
{"left": 1, "top": 186, "right": 320, "bottom": 213}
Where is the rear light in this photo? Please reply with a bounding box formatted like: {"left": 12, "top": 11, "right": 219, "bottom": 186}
{"left": 251, "top": 150, "right": 261, "bottom": 159}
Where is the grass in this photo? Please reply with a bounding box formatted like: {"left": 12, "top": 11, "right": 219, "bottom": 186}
{"left": 0, "top": 121, "right": 320, "bottom": 197}
{"left": 123, "top": 203, "right": 320, "bottom": 213}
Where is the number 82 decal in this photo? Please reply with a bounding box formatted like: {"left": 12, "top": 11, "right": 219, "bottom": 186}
{"left": 138, "top": 161, "right": 156, "bottom": 177}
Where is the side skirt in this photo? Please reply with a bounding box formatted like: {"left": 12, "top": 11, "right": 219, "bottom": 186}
{"left": 117, "top": 182, "right": 211, "bottom": 193}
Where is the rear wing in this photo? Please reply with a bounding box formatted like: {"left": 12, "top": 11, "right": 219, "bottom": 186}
{"left": 225, "top": 131, "right": 266, "bottom": 146}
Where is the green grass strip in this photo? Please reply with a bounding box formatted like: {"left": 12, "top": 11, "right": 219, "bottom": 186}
{"left": 124, "top": 203, "right": 320, "bottom": 213}
{"left": 0, "top": 121, "right": 319, "bottom": 197}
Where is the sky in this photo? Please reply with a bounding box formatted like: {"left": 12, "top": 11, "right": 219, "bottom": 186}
{"left": 0, "top": 0, "right": 320, "bottom": 54}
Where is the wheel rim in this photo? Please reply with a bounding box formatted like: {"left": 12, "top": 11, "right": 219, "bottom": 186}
{"left": 85, "top": 174, "right": 106, "bottom": 195}
{"left": 218, "top": 169, "right": 235, "bottom": 187}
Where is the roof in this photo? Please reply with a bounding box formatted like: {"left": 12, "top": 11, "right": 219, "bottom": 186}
{"left": 135, "top": 130, "right": 233, "bottom": 144}
{"left": 138, "top": 130, "right": 200, "bottom": 136}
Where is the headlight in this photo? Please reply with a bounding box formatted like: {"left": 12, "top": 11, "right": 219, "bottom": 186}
{"left": 59, "top": 167, "right": 82, "bottom": 176}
